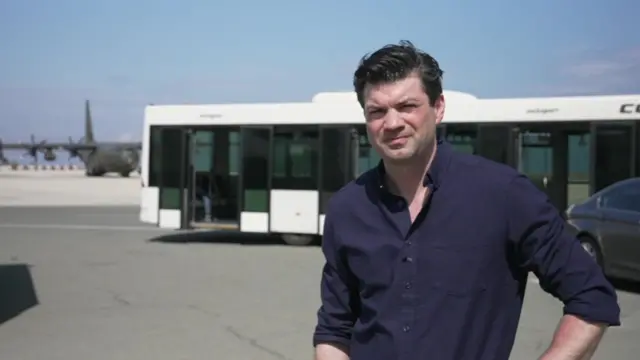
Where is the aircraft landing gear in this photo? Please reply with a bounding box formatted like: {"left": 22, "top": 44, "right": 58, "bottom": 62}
{"left": 85, "top": 169, "right": 104, "bottom": 177}
{"left": 85, "top": 165, "right": 106, "bottom": 177}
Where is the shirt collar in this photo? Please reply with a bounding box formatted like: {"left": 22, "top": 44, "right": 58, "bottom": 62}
{"left": 374, "top": 137, "right": 453, "bottom": 191}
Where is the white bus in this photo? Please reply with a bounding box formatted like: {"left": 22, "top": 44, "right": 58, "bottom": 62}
{"left": 139, "top": 90, "right": 640, "bottom": 245}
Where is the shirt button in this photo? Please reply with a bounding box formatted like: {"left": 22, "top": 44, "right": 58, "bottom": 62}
{"left": 405, "top": 282, "right": 412, "bottom": 289}
{"left": 403, "top": 257, "right": 413, "bottom": 263}
{"left": 403, "top": 325, "right": 411, "bottom": 332}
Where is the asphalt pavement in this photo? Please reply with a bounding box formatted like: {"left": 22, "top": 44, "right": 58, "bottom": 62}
{"left": 0, "top": 206, "right": 152, "bottom": 229}
{"left": 1, "top": 206, "right": 640, "bottom": 359}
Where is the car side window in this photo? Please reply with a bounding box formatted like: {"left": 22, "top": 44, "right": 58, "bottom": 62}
{"left": 602, "top": 184, "right": 640, "bottom": 213}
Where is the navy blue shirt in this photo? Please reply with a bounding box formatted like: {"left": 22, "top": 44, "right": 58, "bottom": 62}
{"left": 313, "top": 139, "right": 620, "bottom": 360}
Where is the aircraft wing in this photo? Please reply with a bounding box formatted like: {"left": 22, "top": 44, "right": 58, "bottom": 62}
{"left": 106, "top": 142, "right": 142, "bottom": 149}
{"left": 0, "top": 143, "right": 38, "bottom": 150}
{"left": 56, "top": 142, "right": 142, "bottom": 150}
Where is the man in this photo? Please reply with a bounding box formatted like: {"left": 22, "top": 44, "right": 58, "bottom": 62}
{"left": 312, "top": 40, "right": 621, "bottom": 360}
{"left": 195, "top": 171, "right": 213, "bottom": 222}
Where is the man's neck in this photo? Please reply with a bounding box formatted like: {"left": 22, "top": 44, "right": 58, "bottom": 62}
{"left": 384, "top": 141, "right": 437, "bottom": 201}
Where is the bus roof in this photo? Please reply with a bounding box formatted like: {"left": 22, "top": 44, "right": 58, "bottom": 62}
{"left": 144, "top": 90, "right": 640, "bottom": 126}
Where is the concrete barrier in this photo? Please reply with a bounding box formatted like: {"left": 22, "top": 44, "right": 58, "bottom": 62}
{"left": 0, "top": 169, "right": 140, "bottom": 179}
{"left": 0, "top": 164, "right": 85, "bottom": 171}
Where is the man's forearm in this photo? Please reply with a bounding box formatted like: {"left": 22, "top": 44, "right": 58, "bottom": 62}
{"left": 315, "top": 342, "right": 349, "bottom": 360}
{"left": 539, "top": 314, "right": 607, "bottom": 359}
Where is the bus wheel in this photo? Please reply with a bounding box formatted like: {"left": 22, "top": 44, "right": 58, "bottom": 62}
{"left": 282, "top": 234, "right": 315, "bottom": 246}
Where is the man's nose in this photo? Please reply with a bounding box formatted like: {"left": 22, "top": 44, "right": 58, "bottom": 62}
{"left": 382, "top": 110, "right": 404, "bottom": 130}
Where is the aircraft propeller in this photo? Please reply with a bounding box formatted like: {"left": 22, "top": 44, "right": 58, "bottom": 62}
{"left": 19, "top": 134, "right": 43, "bottom": 165}
{"left": 65, "top": 136, "right": 81, "bottom": 160}
{"left": 17, "top": 134, "right": 57, "bottom": 163}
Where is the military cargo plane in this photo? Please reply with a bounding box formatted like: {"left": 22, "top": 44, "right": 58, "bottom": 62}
{"left": 0, "top": 100, "right": 142, "bottom": 177}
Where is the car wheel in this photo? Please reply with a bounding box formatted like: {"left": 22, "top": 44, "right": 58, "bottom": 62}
{"left": 578, "top": 235, "right": 603, "bottom": 267}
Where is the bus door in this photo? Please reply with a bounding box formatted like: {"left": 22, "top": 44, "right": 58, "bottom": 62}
{"left": 476, "top": 124, "right": 560, "bottom": 211}
{"left": 590, "top": 121, "right": 636, "bottom": 193}
{"left": 517, "top": 129, "right": 571, "bottom": 212}
{"left": 185, "top": 128, "right": 241, "bottom": 230}
{"left": 269, "top": 126, "right": 320, "bottom": 235}
{"left": 318, "top": 127, "right": 357, "bottom": 234}
{"left": 187, "top": 129, "right": 215, "bottom": 227}
{"left": 151, "top": 126, "right": 189, "bottom": 229}
{"left": 476, "top": 124, "right": 519, "bottom": 168}
{"left": 238, "top": 126, "right": 272, "bottom": 233}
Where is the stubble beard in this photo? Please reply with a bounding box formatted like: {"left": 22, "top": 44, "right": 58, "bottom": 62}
{"left": 380, "top": 136, "right": 434, "bottom": 167}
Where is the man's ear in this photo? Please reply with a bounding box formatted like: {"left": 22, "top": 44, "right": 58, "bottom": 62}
{"left": 434, "top": 95, "right": 445, "bottom": 125}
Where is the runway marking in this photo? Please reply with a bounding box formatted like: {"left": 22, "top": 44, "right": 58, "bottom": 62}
{"left": 0, "top": 223, "right": 167, "bottom": 232}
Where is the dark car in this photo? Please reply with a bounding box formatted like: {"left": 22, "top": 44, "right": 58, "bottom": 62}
{"left": 565, "top": 177, "right": 640, "bottom": 282}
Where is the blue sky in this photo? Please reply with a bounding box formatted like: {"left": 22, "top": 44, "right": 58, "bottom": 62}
{"left": 1, "top": 0, "right": 639, "bottom": 145}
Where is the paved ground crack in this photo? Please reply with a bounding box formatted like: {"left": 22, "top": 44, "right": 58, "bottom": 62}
{"left": 186, "top": 304, "right": 220, "bottom": 319}
{"left": 108, "top": 290, "right": 131, "bottom": 306}
{"left": 225, "top": 326, "right": 292, "bottom": 360}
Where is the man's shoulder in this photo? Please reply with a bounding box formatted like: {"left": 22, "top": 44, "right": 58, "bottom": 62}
{"left": 325, "top": 168, "right": 377, "bottom": 215}
{"left": 451, "top": 150, "right": 521, "bottom": 184}
{"left": 446, "top": 150, "right": 524, "bottom": 197}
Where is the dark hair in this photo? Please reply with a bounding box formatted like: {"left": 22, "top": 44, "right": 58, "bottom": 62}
{"left": 353, "top": 40, "right": 444, "bottom": 107}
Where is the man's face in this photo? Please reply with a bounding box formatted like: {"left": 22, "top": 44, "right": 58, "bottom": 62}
{"left": 363, "top": 73, "right": 445, "bottom": 164}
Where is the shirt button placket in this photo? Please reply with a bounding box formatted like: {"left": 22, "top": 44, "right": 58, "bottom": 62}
{"left": 401, "top": 234, "right": 416, "bottom": 352}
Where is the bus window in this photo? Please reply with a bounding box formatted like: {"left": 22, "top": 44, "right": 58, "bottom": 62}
{"left": 271, "top": 127, "right": 319, "bottom": 190}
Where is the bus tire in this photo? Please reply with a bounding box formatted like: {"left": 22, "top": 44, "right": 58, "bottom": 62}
{"left": 282, "top": 234, "right": 315, "bottom": 246}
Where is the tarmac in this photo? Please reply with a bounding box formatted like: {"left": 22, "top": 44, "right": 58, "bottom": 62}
{"left": 0, "top": 170, "right": 140, "bottom": 206}
{"left": 1, "top": 173, "right": 640, "bottom": 359}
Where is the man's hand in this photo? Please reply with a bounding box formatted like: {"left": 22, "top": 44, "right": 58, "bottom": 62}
{"left": 315, "top": 342, "right": 349, "bottom": 360}
{"left": 538, "top": 314, "right": 607, "bottom": 360}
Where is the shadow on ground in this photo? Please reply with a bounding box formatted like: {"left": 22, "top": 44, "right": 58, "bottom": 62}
{"left": 0, "top": 263, "right": 39, "bottom": 325}
{"left": 148, "top": 230, "right": 321, "bottom": 246}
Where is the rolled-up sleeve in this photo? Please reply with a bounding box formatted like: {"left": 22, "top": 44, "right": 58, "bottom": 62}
{"left": 506, "top": 174, "right": 621, "bottom": 326}
{"left": 313, "top": 212, "right": 359, "bottom": 348}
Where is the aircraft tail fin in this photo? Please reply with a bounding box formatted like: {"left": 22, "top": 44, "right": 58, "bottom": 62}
{"left": 84, "top": 99, "right": 95, "bottom": 143}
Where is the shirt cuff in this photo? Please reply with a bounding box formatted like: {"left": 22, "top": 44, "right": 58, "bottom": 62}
{"left": 563, "top": 297, "right": 621, "bottom": 326}
{"left": 312, "top": 333, "right": 352, "bottom": 349}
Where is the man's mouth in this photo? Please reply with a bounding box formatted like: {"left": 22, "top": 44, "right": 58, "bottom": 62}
{"left": 386, "top": 136, "right": 408, "bottom": 146}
